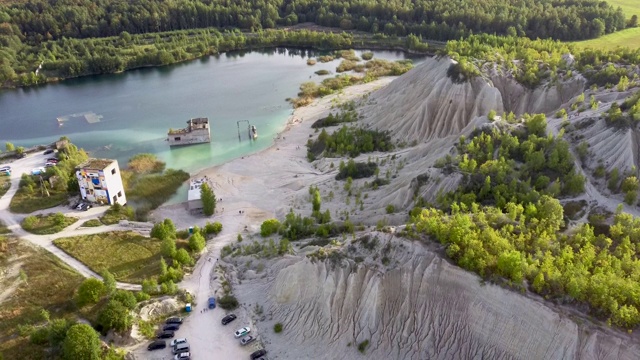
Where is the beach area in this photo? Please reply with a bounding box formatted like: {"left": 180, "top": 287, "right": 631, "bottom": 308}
{"left": 151, "top": 77, "right": 395, "bottom": 233}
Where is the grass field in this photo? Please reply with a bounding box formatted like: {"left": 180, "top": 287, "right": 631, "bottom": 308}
{"left": 608, "top": 0, "right": 640, "bottom": 19}
{"left": 53, "top": 231, "right": 162, "bottom": 284}
{"left": 572, "top": 0, "right": 640, "bottom": 49}
{"left": 21, "top": 213, "right": 78, "bottom": 235}
{"left": 573, "top": 27, "right": 640, "bottom": 50}
{"left": 0, "top": 239, "right": 84, "bottom": 360}
{"left": 0, "top": 176, "right": 9, "bottom": 198}
{"left": 9, "top": 187, "right": 68, "bottom": 214}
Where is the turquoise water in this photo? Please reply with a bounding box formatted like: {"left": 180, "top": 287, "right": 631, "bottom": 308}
{"left": 0, "top": 48, "right": 422, "bottom": 202}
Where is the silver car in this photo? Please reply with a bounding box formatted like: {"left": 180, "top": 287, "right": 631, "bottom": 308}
{"left": 240, "top": 335, "right": 256, "bottom": 346}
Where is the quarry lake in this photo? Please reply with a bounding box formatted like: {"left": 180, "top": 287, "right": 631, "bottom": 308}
{"left": 0, "top": 48, "right": 421, "bottom": 173}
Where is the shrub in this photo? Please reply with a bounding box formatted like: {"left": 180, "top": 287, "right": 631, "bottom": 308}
{"left": 217, "top": 294, "right": 239, "bottom": 310}
{"left": 488, "top": 110, "right": 496, "bottom": 121}
{"left": 261, "top": 219, "right": 281, "bottom": 237}
{"left": 127, "top": 153, "right": 165, "bottom": 173}
{"left": 361, "top": 52, "right": 374, "bottom": 60}
{"left": 174, "top": 248, "right": 194, "bottom": 266}
{"left": 204, "top": 221, "right": 223, "bottom": 235}
{"left": 62, "top": 324, "right": 101, "bottom": 360}
{"left": 161, "top": 238, "right": 177, "bottom": 258}
{"left": 336, "top": 60, "right": 357, "bottom": 72}
{"left": 358, "top": 339, "right": 369, "bottom": 353}
{"left": 112, "top": 290, "right": 137, "bottom": 310}
{"left": 385, "top": 204, "right": 395, "bottom": 214}
{"left": 189, "top": 232, "right": 206, "bottom": 252}
{"left": 201, "top": 182, "right": 216, "bottom": 216}
{"left": 274, "top": 323, "right": 283, "bottom": 333}
{"left": 76, "top": 278, "right": 105, "bottom": 306}
{"left": 555, "top": 108, "right": 567, "bottom": 118}
{"left": 98, "top": 299, "right": 132, "bottom": 333}
{"left": 336, "top": 161, "right": 378, "bottom": 180}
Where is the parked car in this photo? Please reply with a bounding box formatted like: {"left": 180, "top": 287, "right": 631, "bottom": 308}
{"left": 157, "top": 330, "right": 175, "bottom": 339}
{"left": 234, "top": 327, "right": 250, "bottom": 338}
{"left": 163, "top": 324, "right": 180, "bottom": 331}
{"left": 172, "top": 343, "right": 189, "bottom": 354}
{"left": 0, "top": 166, "right": 11, "bottom": 172}
{"left": 221, "top": 314, "right": 237, "bottom": 325}
{"left": 240, "top": 335, "right": 256, "bottom": 346}
{"left": 166, "top": 317, "right": 183, "bottom": 324}
{"left": 170, "top": 338, "right": 187, "bottom": 347}
{"left": 31, "top": 167, "right": 45, "bottom": 175}
{"left": 80, "top": 203, "right": 92, "bottom": 211}
{"left": 147, "top": 340, "right": 166, "bottom": 351}
{"left": 208, "top": 297, "right": 216, "bottom": 309}
{"left": 46, "top": 158, "right": 58, "bottom": 162}
{"left": 174, "top": 352, "right": 191, "bottom": 360}
{"left": 45, "top": 162, "right": 56, "bottom": 167}
{"left": 250, "top": 349, "right": 267, "bottom": 359}
{"left": 43, "top": 149, "right": 54, "bottom": 155}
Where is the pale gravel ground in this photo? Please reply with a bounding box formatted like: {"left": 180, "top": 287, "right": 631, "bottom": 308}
{"left": 128, "top": 78, "right": 397, "bottom": 360}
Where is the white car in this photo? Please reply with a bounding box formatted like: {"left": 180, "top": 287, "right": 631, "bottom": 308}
{"left": 240, "top": 335, "right": 256, "bottom": 346}
{"left": 0, "top": 166, "right": 10, "bottom": 172}
{"left": 31, "top": 167, "right": 46, "bottom": 175}
{"left": 174, "top": 352, "right": 190, "bottom": 360}
{"left": 234, "top": 327, "right": 250, "bottom": 338}
{"left": 170, "top": 338, "right": 187, "bottom": 347}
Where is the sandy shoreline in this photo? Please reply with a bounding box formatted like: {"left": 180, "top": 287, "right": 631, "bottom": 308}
{"left": 151, "top": 77, "right": 395, "bottom": 231}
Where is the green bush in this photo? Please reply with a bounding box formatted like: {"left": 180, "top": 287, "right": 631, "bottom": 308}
{"left": 274, "top": 323, "right": 283, "bottom": 333}
{"left": 217, "top": 294, "right": 239, "bottom": 310}
{"left": 335, "top": 160, "right": 378, "bottom": 180}
{"left": 358, "top": 339, "right": 369, "bottom": 353}
{"left": 261, "top": 219, "right": 282, "bottom": 237}
{"left": 204, "top": 221, "right": 223, "bottom": 235}
{"left": 100, "top": 204, "right": 134, "bottom": 225}
{"left": 189, "top": 232, "right": 206, "bottom": 252}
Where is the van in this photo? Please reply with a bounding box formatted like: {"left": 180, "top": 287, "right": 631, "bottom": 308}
{"left": 172, "top": 343, "right": 190, "bottom": 354}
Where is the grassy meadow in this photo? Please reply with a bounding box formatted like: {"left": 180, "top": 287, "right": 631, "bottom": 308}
{"left": 0, "top": 239, "right": 84, "bottom": 360}
{"left": 571, "top": 0, "right": 640, "bottom": 49}
{"left": 53, "top": 231, "right": 162, "bottom": 284}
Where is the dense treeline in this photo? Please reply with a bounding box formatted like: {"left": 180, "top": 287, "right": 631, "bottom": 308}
{"left": 307, "top": 126, "right": 393, "bottom": 161}
{"left": 436, "top": 113, "right": 585, "bottom": 209}
{"left": 445, "top": 34, "right": 640, "bottom": 89}
{"left": 414, "top": 202, "right": 640, "bottom": 329}
{"left": 410, "top": 113, "right": 640, "bottom": 329}
{"left": 0, "top": 28, "right": 375, "bottom": 87}
{"left": 0, "top": 0, "right": 626, "bottom": 43}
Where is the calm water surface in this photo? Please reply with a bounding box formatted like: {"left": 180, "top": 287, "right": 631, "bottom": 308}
{"left": 0, "top": 48, "right": 422, "bottom": 202}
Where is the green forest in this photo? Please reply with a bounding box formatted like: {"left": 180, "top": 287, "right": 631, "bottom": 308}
{"left": 0, "top": 0, "right": 626, "bottom": 42}
{"left": 444, "top": 34, "right": 640, "bottom": 88}
{"left": 0, "top": 0, "right": 635, "bottom": 88}
{"left": 411, "top": 114, "right": 640, "bottom": 329}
